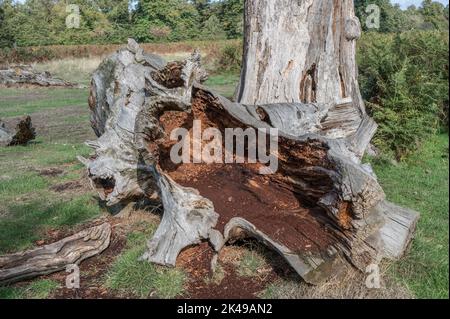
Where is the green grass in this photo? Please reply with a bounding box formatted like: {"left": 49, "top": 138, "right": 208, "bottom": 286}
{"left": 0, "top": 279, "right": 60, "bottom": 299}
{"left": 0, "top": 172, "right": 48, "bottom": 200}
{"left": 205, "top": 73, "right": 239, "bottom": 99}
{"left": 0, "top": 141, "right": 91, "bottom": 167}
{"left": 369, "top": 133, "right": 449, "bottom": 299}
{"left": 0, "top": 194, "right": 101, "bottom": 253}
{"left": 0, "top": 86, "right": 100, "bottom": 258}
{"left": 106, "top": 228, "right": 186, "bottom": 299}
{"left": 237, "top": 248, "right": 268, "bottom": 278}
{"left": 0, "top": 88, "right": 88, "bottom": 117}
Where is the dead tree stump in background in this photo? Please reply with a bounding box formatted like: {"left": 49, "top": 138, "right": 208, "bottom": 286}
{"left": 0, "top": 116, "right": 36, "bottom": 147}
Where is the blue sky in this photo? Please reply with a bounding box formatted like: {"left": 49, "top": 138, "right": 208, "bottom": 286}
{"left": 391, "top": 0, "right": 449, "bottom": 8}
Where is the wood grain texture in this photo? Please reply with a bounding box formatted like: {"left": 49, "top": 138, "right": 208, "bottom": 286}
{"left": 81, "top": 26, "right": 419, "bottom": 283}
{"left": 0, "top": 223, "right": 111, "bottom": 285}
{"left": 237, "top": 0, "right": 365, "bottom": 140}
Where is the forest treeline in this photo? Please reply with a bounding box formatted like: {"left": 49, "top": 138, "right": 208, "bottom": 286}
{"left": 0, "top": 0, "right": 449, "bottom": 47}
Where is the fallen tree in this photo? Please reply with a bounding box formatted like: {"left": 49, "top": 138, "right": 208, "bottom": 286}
{"left": 0, "top": 223, "right": 111, "bottom": 285}
{"left": 0, "top": 65, "right": 76, "bottom": 87}
{"left": 80, "top": 0, "right": 419, "bottom": 285}
{"left": 0, "top": 116, "right": 36, "bottom": 147}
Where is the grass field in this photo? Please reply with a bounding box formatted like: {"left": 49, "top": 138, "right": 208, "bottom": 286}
{"left": 0, "top": 66, "right": 448, "bottom": 299}
{"left": 370, "top": 135, "right": 449, "bottom": 299}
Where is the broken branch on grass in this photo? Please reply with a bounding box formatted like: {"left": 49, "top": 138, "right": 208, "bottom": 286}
{"left": 0, "top": 223, "right": 111, "bottom": 286}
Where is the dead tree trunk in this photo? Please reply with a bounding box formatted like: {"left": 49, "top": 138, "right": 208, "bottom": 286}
{"left": 0, "top": 65, "right": 76, "bottom": 87}
{"left": 82, "top": 0, "right": 419, "bottom": 285}
{"left": 237, "top": 0, "right": 365, "bottom": 139}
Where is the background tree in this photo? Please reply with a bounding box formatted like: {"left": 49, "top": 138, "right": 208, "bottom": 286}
{"left": 0, "top": 0, "right": 16, "bottom": 48}
{"left": 218, "top": 0, "right": 244, "bottom": 39}
{"left": 421, "top": 0, "right": 449, "bottom": 29}
{"left": 133, "top": 0, "right": 200, "bottom": 42}
{"left": 355, "top": 0, "right": 410, "bottom": 32}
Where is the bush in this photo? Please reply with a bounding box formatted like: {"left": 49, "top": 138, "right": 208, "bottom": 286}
{"left": 358, "top": 31, "right": 449, "bottom": 159}
{"left": 217, "top": 43, "right": 242, "bottom": 73}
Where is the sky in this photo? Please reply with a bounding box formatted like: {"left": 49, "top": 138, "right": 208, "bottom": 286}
{"left": 391, "top": 0, "right": 449, "bottom": 8}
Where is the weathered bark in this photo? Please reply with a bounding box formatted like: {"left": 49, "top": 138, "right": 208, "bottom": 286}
{"left": 237, "top": 0, "right": 365, "bottom": 140}
{"left": 82, "top": 38, "right": 419, "bottom": 284}
{"left": 79, "top": 40, "right": 207, "bottom": 206}
{"left": 0, "top": 223, "right": 111, "bottom": 286}
{"left": 0, "top": 116, "right": 36, "bottom": 147}
{"left": 0, "top": 65, "right": 76, "bottom": 87}
{"left": 135, "top": 83, "right": 418, "bottom": 282}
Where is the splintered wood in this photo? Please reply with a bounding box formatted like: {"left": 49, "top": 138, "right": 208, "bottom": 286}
{"left": 81, "top": 0, "right": 419, "bottom": 286}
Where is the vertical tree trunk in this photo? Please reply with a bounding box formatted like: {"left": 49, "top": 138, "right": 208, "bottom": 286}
{"left": 237, "top": 0, "right": 364, "bottom": 138}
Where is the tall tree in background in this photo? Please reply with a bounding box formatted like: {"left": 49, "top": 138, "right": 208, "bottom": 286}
{"left": 218, "top": 0, "right": 244, "bottom": 39}
{"left": 421, "top": 0, "right": 449, "bottom": 29}
{"left": 0, "top": 0, "right": 449, "bottom": 46}
{"left": 0, "top": 0, "right": 16, "bottom": 48}
{"left": 133, "top": 0, "right": 200, "bottom": 42}
{"left": 98, "top": 0, "right": 131, "bottom": 25}
{"left": 355, "top": 0, "right": 410, "bottom": 32}
{"left": 198, "top": 0, "right": 227, "bottom": 39}
{"left": 192, "top": 0, "right": 211, "bottom": 22}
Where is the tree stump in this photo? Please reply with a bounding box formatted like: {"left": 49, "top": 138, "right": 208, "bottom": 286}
{"left": 0, "top": 116, "right": 36, "bottom": 147}
{"left": 82, "top": 36, "right": 419, "bottom": 284}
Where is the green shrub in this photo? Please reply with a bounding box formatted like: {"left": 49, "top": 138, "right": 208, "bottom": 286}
{"left": 217, "top": 43, "right": 242, "bottom": 73}
{"left": 358, "top": 31, "right": 449, "bottom": 159}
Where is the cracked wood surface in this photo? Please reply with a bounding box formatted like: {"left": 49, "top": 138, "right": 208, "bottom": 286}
{"left": 80, "top": 6, "right": 419, "bottom": 284}
{"left": 0, "top": 223, "right": 111, "bottom": 285}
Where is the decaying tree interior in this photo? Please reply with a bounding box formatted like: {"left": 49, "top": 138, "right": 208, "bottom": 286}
{"left": 0, "top": 0, "right": 420, "bottom": 286}
{"left": 80, "top": 0, "right": 419, "bottom": 286}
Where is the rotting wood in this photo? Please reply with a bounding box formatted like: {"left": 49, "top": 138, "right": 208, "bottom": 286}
{"left": 81, "top": 0, "right": 419, "bottom": 285}
{"left": 0, "top": 223, "right": 111, "bottom": 286}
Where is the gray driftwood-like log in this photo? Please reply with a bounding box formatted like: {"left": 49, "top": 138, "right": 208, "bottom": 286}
{"left": 82, "top": 0, "right": 419, "bottom": 285}
{"left": 0, "top": 116, "right": 36, "bottom": 147}
{"left": 0, "top": 223, "right": 111, "bottom": 285}
{"left": 0, "top": 65, "right": 76, "bottom": 87}
{"left": 79, "top": 39, "right": 207, "bottom": 206}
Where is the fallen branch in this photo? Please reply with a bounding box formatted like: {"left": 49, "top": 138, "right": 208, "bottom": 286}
{"left": 0, "top": 223, "right": 111, "bottom": 286}
{"left": 0, "top": 65, "right": 76, "bottom": 88}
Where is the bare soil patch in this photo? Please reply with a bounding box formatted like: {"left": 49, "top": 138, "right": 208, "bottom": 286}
{"left": 50, "top": 180, "right": 85, "bottom": 193}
